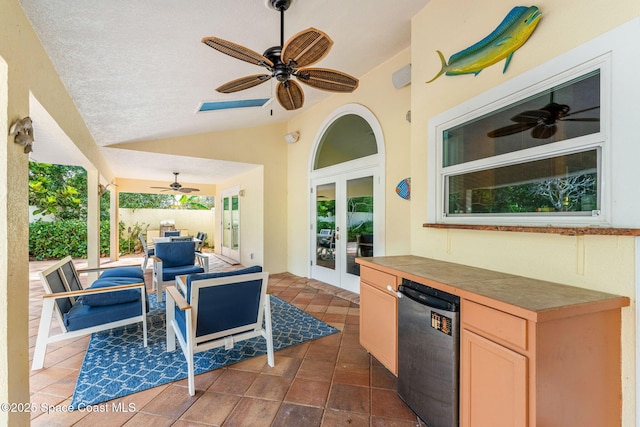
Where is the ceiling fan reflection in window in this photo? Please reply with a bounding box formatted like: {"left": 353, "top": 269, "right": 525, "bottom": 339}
{"left": 201, "top": 0, "right": 359, "bottom": 111}
{"left": 487, "top": 92, "right": 600, "bottom": 139}
{"left": 151, "top": 172, "right": 200, "bottom": 194}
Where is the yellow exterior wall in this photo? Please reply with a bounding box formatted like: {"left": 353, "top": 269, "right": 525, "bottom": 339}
{"left": 121, "top": 123, "right": 287, "bottom": 273}
{"left": 215, "top": 167, "right": 265, "bottom": 268}
{"left": 286, "top": 48, "right": 413, "bottom": 277}
{"left": 411, "top": 1, "right": 640, "bottom": 425}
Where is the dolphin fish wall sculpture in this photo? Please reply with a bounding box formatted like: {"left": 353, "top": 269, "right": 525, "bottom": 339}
{"left": 426, "top": 6, "right": 542, "bottom": 83}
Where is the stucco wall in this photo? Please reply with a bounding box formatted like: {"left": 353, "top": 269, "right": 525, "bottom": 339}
{"left": 411, "top": 1, "right": 640, "bottom": 425}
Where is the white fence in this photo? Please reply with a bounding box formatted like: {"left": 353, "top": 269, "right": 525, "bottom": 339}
{"left": 119, "top": 208, "right": 216, "bottom": 246}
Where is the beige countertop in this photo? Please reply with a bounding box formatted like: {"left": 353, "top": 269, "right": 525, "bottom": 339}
{"left": 357, "top": 256, "right": 630, "bottom": 322}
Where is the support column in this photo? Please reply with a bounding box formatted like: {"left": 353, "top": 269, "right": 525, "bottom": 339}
{"left": 1, "top": 57, "right": 30, "bottom": 426}
{"left": 87, "top": 169, "right": 100, "bottom": 283}
{"left": 110, "top": 184, "right": 119, "bottom": 261}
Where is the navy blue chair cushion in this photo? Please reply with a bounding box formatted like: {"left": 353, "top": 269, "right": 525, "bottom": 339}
{"left": 81, "top": 277, "right": 142, "bottom": 306}
{"left": 184, "top": 266, "right": 263, "bottom": 301}
{"left": 147, "top": 248, "right": 155, "bottom": 256}
{"left": 99, "top": 266, "right": 145, "bottom": 281}
{"left": 162, "top": 265, "right": 204, "bottom": 282}
{"left": 175, "top": 266, "right": 264, "bottom": 338}
{"left": 64, "top": 299, "right": 144, "bottom": 331}
{"left": 155, "top": 241, "right": 196, "bottom": 268}
{"left": 164, "top": 231, "right": 181, "bottom": 237}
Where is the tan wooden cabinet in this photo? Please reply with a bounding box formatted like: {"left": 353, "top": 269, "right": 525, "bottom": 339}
{"left": 359, "top": 265, "right": 398, "bottom": 375}
{"left": 461, "top": 298, "right": 624, "bottom": 427}
{"left": 461, "top": 309, "right": 528, "bottom": 427}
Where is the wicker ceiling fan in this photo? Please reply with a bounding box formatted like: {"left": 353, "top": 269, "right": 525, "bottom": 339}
{"left": 201, "top": 0, "right": 359, "bottom": 111}
{"left": 151, "top": 172, "right": 200, "bottom": 194}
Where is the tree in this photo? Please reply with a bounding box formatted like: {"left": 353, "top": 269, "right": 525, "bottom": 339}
{"left": 533, "top": 174, "right": 596, "bottom": 211}
{"left": 29, "top": 163, "right": 84, "bottom": 219}
{"left": 119, "top": 193, "right": 176, "bottom": 209}
{"left": 29, "top": 162, "right": 112, "bottom": 220}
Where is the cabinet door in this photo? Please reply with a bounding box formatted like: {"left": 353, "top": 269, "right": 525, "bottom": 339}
{"left": 461, "top": 329, "right": 528, "bottom": 427}
{"left": 359, "top": 282, "right": 397, "bottom": 375}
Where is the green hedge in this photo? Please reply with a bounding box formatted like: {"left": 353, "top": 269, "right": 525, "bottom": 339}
{"left": 29, "top": 220, "right": 112, "bottom": 260}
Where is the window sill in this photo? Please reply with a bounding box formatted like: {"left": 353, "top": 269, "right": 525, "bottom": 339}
{"left": 422, "top": 223, "right": 640, "bottom": 236}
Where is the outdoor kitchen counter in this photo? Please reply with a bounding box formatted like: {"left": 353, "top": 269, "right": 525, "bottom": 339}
{"left": 356, "top": 255, "right": 630, "bottom": 321}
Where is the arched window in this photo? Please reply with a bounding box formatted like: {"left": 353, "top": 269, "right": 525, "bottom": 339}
{"left": 313, "top": 114, "right": 378, "bottom": 170}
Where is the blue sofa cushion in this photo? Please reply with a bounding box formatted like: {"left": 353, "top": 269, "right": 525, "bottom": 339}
{"left": 155, "top": 241, "right": 196, "bottom": 268}
{"left": 99, "top": 266, "right": 145, "bottom": 281}
{"left": 81, "top": 277, "right": 142, "bottom": 306}
{"left": 64, "top": 298, "right": 144, "bottom": 331}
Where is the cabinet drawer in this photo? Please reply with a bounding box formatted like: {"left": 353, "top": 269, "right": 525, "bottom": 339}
{"left": 462, "top": 300, "right": 527, "bottom": 351}
{"left": 361, "top": 266, "right": 398, "bottom": 292}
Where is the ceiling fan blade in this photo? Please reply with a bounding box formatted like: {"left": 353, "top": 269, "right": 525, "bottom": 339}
{"left": 487, "top": 123, "right": 536, "bottom": 138}
{"left": 216, "top": 74, "right": 271, "bottom": 93}
{"left": 202, "top": 37, "right": 274, "bottom": 68}
{"left": 282, "top": 28, "right": 333, "bottom": 68}
{"left": 179, "top": 188, "right": 200, "bottom": 193}
{"left": 295, "top": 68, "right": 359, "bottom": 92}
{"left": 566, "top": 105, "right": 600, "bottom": 116}
{"left": 560, "top": 118, "right": 601, "bottom": 122}
{"left": 531, "top": 124, "right": 557, "bottom": 139}
{"left": 276, "top": 80, "right": 304, "bottom": 110}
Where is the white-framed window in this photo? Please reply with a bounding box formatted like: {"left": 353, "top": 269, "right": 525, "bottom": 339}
{"left": 428, "top": 56, "right": 611, "bottom": 226}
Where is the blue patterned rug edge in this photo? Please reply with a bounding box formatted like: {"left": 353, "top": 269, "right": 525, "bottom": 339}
{"left": 70, "top": 294, "right": 340, "bottom": 409}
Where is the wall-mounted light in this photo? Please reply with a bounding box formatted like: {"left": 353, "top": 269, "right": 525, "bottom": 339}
{"left": 9, "top": 116, "right": 34, "bottom": 153}
{"left": 284, "top": 131, "right": 300, "bottom": 144}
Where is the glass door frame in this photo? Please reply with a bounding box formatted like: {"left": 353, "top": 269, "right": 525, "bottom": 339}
{"left": 310, "top": 163, "right": 384, "bottom": 293}
{"left": 308, "top": 103, "right": 386, "bottom": 294}
{"left": 220, "top": 185, "right": 240, "bottom": 262}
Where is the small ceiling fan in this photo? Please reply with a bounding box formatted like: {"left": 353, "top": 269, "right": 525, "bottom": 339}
{"left": 151, "top": 172, "right": 200, "bottom": 194}
{"left": 201, "top": 0, "right": 359, "bottom": 111}
{"left": 487, "top": 92, "right": 600, "bottom": 139}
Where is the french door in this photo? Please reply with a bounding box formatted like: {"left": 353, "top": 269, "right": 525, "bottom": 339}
{"left": 220, "top": 186, "right": 240, "bottom": 262}
{"left": 310, "top": 169, "right": 379, "bottom": 293}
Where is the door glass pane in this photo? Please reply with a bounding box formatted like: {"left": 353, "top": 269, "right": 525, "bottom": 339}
{"left": 231, "top": 195, "right": 239, "bottom": 249}
{"left": 222, "top": 197, "right": 230, "bottom": 248}
{"left": 316, "top": 183, "right": 336, "bottom": 270}
{"left": 347, "top": 176, "right": 374, "bottom": 276}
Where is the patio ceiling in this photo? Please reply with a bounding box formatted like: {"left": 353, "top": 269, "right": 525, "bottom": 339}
{"left": 20, "top": 0, "right": 430, "bottom": 185}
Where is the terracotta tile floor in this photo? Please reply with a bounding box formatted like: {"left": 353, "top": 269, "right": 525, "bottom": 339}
{"left": 28, "top": 255, "right": 422, "bottom": 426}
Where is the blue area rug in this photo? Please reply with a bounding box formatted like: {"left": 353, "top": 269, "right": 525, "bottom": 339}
{"left": 70, "top": 294, "right": 339, "bottom": 409}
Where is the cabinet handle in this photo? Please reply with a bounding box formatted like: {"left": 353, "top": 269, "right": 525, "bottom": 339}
{"left": 387, "top": 285, "right": 402, "bottom": 298}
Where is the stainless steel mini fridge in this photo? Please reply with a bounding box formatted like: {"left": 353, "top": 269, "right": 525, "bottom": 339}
{"left": 397, "top": 279, "right": 460, "bottom": 427}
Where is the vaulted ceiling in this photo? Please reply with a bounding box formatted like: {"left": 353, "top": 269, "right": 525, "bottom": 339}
{"left": 20, "top": 0, "right": 429, "bottom": 185}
